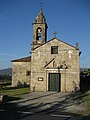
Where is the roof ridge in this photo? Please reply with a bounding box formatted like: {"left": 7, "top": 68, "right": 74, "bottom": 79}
{"left": 11, "top": 56, "right": 31, "bottom": 62}
{"left": 32, "top": 38, "right": 77, "bottom": 50}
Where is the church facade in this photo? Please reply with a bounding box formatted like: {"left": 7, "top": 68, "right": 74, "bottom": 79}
{"left": 12, "top": 8, "right": 80, "bottom": 92}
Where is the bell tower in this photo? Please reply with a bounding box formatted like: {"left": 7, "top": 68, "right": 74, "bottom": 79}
{"left": 32, "top": 7, "right": 48, "bottom": 49}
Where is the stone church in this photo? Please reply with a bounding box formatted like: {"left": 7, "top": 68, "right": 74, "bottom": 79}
{"left": 12, "top": 7, "right": 80, "bottom": 92}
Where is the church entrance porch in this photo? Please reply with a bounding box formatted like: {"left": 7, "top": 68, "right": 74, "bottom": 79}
{"left": 48, "top": 73, "right": 61, "bottom": 92}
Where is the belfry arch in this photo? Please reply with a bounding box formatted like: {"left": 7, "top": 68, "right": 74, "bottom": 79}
{"left": 36, "top": 27, "right": 42, "bottom": 40}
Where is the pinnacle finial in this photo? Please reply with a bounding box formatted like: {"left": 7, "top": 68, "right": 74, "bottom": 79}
{"left": 76, "top": 42, "right": 79, "bottom": 49}
{"left": 34, "top": 0, "right": 46, "bottom": 23}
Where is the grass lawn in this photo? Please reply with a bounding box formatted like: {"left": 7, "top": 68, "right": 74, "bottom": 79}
{"left": 0, "top": 86, "right": 30, "bottom": 98}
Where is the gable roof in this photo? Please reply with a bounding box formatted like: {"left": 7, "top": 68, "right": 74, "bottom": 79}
{"left": 32, "top": 38, "right": 77, "bottom": 50}
{"left": 11, "top": 56, "right": 31, "bottom": 62}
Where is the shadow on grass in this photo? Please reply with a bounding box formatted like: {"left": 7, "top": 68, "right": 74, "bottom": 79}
{"left": 4, "top": 85, "right": 30, "bottom": 90}
{"left": 7, "top": 96, "right": 20, "bottom": 102}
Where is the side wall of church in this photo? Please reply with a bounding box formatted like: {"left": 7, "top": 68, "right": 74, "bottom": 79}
{"left": 31, "top": 38, "right": 80, "bottom": 92}
{"left": 12, "top": 62, "right": 31, "bottom": 87}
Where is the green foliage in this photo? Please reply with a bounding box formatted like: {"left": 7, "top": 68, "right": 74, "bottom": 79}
{"left": 85, "top": 69, "right": 90, "bottom": 74}
{"left": 83, "top": 69, "right": 90, "bottom": 75}
{"left": 0, "top": 85, "right": 4, "bottom": 91}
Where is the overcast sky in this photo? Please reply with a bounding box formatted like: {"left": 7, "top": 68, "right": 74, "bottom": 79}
{"left": 0, "top": 0, "right": 90, "bottom": 69}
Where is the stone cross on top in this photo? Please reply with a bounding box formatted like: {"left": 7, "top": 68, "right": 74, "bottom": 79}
{"left": 53, "top": 32, "right": 57, "bottom": 38}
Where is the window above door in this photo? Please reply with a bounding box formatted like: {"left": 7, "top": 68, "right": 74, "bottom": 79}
{"left": 51, "top": 46, "right": 58, "bottom": 54}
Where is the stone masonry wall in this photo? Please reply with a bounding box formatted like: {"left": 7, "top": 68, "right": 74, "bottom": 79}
{"left": 31, "top": 38, "right": 80, "bottom": 92}
{"left": 12, "top": 62, "right": 31, "bottom": 87}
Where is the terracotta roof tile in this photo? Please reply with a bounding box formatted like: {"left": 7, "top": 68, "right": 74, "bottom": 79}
{"left": 11, "top": 56, "right": 31, "bottom": 62}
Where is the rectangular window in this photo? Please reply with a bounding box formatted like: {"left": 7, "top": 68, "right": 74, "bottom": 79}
{"left": 51, "top": 46, "right": 58, "bottom": 54}
{"left": 26, "top": 71, "right": 31, "bottom": 76}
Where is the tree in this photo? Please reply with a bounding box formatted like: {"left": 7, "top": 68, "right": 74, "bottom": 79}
{"left": 84, "top": 69, "right": 90, "bottom": 75}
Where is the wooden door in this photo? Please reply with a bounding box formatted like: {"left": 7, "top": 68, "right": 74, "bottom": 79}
{"left": 48, "top": 73, "right": 60, "bottom": 92}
